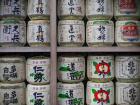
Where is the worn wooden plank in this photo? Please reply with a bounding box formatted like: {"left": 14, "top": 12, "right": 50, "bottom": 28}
{"left": 50, "top": 0, "right": 57, "bottom": 105}
{"left": 57, "top": 47, "right": 140, "bottom": 52}
{"left": 0, "top": 47, "right": 50, "bottom": 52}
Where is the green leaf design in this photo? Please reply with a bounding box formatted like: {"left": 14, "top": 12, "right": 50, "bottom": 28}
{"left": 30, "top": 99, "right": 34, "bottom": 103}
{"left": 72, "top": 71, "right": 84, "bottom": 79}
{"left": 108, "top": 62, "right": 111, "bottom": 66}
{"left": 93, "top": 98, "right": 97, "bottom": 102}
{"left": 30, "top": 73, "right": 35, "bottom": 77}
{"left": 59, "top": 66, "right": 70, "bottom": 71}
{"left": 92, "top": 89, "right": 96, "bottom": 94}
{"left": 93, "top": 62, "right": 98, "bottom": 66}
{"left": 107, "top": 89, "right": 110, "bottom": 94}
{"left": 107, "top": 99, "right": 110, "bottom": 103}
{"left": 58, "top": 94, "right": 70, "bottom": 99}
{"left": 107, "top": 72, "right": 111, "bottom": 76}
{"left": 94, "top": 70, "right": 98, "bottom": 74}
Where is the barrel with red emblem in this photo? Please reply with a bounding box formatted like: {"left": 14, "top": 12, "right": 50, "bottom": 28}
{"left": 114, "top": 0, "right": 140, "bottom": 20}
{"left": 86, "top": 81, "right": 114, "bottom": 105}
{"left": 87, "top": 56, "right": 114, "bottom": 82}
{"left": 115, "top": 20, "right": 140, "bottom": 46}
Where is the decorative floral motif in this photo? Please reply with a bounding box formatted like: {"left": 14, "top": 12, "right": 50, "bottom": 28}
{"left": 92, "top": 88, "right": 110, "bottom": 104}
{"left": 93, "top": 60, "right": 111, "bottom": 78}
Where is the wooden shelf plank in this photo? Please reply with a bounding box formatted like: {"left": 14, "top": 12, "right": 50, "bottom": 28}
{"left": 0, "top": 47, "right": 50, "bottom": 52}
{"left": 57, "top": 47, "right": 140, "bottom": 52}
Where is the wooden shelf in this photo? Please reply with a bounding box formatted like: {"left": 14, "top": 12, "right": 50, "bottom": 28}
{"left": 57, "top": 47, "right": 140, "bottom": 52}
{"left": 0, "top": 47, "right": 50, "bottom": 53}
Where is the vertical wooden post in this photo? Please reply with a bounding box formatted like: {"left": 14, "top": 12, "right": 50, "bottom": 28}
{"left": 50, "top": 0, "right": 57, "bottom": 105}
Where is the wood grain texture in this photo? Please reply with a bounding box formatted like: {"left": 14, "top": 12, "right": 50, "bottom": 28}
{"left": 50, "top": 0, "right": 57, "bottom": 105}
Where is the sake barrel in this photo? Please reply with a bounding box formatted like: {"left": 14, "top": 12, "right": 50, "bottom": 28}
{"left": 115, "top": 20, "right": 140, "bottom": 46}
{"left": 86, "top": 81, "right": 114, "bottom": 105}
{"left": 28, "top": 0, "right": 50, "bottom": 20}
{"left": 86, "top": 0, "right": 113, "bottom": 20}
{"left": 26, "top": 56, "right": 50, "bottom": 84}
{"left": 0, "top": 56, "right": 26, "bottom": 83}
{"left": 0, "top": 82, "right": 26, "bottom": 105}
{"left": 58, "top": 20, "right": 85, "bottom": 47}
{"left": 0, "top": 19, "right": 26, "bottom": 47}
{"left": 115, "top": 56, "right": 140, "bottom": 82}
{"left": 86, "top": 20, "right": 114, "bottom": 47}
{"left": 116, "top": 82, "right": 140, "bottom": 105}
{"left": 114, "top": 0, "right": 140, "bottom": 20}
{"left": 0, "top": 0, "right": 27, "bottom": 19}
{"left": 58, "top": 0, "right": 85, "bottom": 20}
{"left": 57, "top": 82, "right": 84, "bottom": 105}
{"left": 26, "top": 84, "right": 50, "bottom": 105}
{"left": 58, "top": 56, "right": 85, "bottom": 83}
{"left": 87, "top": 56, "right": 114, "bottom": 82}
{"left": 27, "top": 20, "right": 50, "bottom": 47}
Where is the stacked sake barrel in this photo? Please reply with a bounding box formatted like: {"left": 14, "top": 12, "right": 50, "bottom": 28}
{"left": 115, "top": 56, "right": 140, "bottom": 105}
{"left": 57, "top": 1, "right": 85, "bottom": 104}
{"left": 26, "top": 1, "right": 51, "bottom": 104}
{"left": 0, "top": 56, "right": 26, "bottom": 105}
{"left": 114, "top": 0, "right": 140, "bottom": 47}
{"left": 57, "top": 56, "right": 85, "bottom": 105}
{"left": 114, "top": 1, "right": 140, "bottom": 105}
{"left": 85, "top": 1, "right": 115, "bottom": 104}
{"left": 27, "top": 0, "right": 50, "bottom": 47}
{"left": 26, "top": 56, "right": 50, "bottom": 105}
{"left": 0, "top": 0, "right": 27, "bottom": 47}
{"left": 57, "top": 0, "right": 85, "bottom": 47}
{"left": 86, "top": 56, "right": 115, "bottom": 105}
{"left": 86, "top": 0, "right": 114, "bottom": 47}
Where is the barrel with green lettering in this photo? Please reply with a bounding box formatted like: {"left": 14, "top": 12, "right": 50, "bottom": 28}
{"left": 58, "top": 56, "right": 85, "bottom": 83}
{"left": 57, "top": 82, "right": 84, "bottom": 105}
{"left": 26, "top": 56, "right": 50, "bottom": 85}
{"left": 26, "top": 84, "right": 50, "bottom": 105}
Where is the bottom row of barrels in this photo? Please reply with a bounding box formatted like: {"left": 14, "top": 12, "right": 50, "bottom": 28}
{"left": 0, "top": 81, "right": 140, "bottom": 105}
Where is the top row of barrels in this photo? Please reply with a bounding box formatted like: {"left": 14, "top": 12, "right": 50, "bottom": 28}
{"left": 0, "top": 0, "right": 140, "bottom": 20}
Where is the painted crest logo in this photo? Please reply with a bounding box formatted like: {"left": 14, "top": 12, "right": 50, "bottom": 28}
{"left": 92, "top": 88, "right": 110, "bottom": 104}
{"left": 93, "top": 60, "right": 111, "bottom": 78}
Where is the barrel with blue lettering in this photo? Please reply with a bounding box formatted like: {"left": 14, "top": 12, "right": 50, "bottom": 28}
{"left": 27, "top": 20, "right": 50, "bottom": 47}
{"left": 0, "top": 19, "right": 26, "bottom": 47}
{"left": 58, "top": 20, "right": 85, "bottom": 47}
{"left": 0, "top": 56, "right": 26, "bottom": 83}
{"left": 0, "top": 0, "right": 27, "bottom": 19}
{"left": 28, "top": 0, "right": 50, "bottom": 20}
{"left": 86, "top": 0, "right": 113, "bottom": 20}
{"left": 86, "top": 20, "right": 114, "bottom": 47}
{"left": 0, "top": 82, "right": 26, "bottom": 105}
{"left": 58, "top": 0, "right": 85, "bottom": 20}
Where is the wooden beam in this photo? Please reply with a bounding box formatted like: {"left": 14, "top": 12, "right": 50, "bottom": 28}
{"left": 50, "top": 0, "right": 57, "bottom": 105}
{"left": 57, "top": 47, "right": 140, "bottom": 52}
